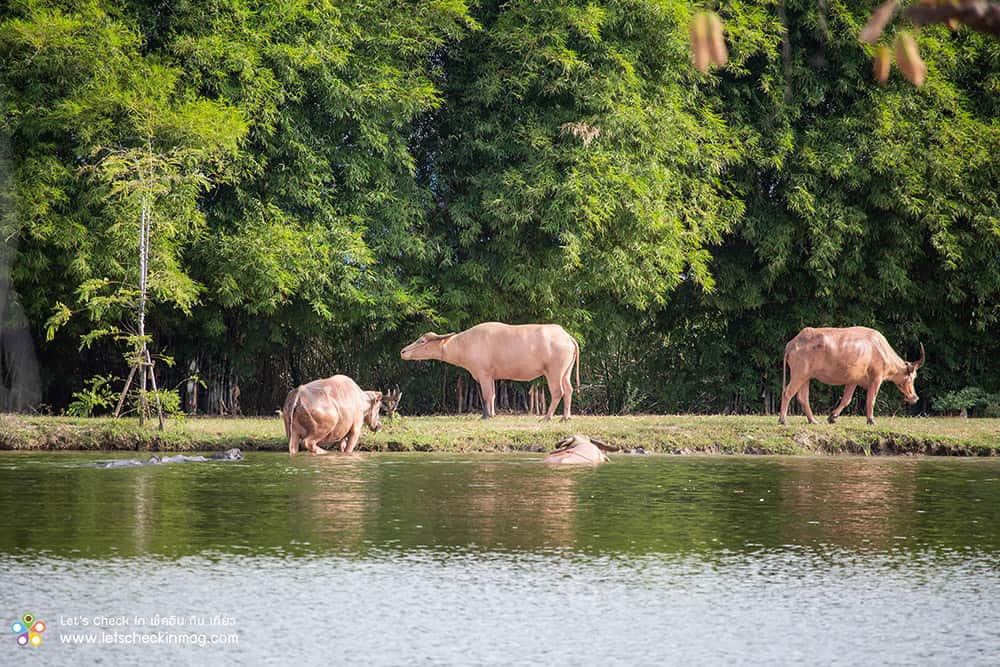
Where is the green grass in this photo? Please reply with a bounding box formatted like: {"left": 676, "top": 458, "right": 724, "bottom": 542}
{"left": 1, "top": 413, "right": 998, "bottom": 455}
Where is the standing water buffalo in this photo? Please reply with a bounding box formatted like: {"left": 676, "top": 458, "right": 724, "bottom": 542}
{"left": 779, "top": 327, "right": 925, "bottom": 426}
{"left": 400, "top": 322, "right": 580, "bottom": 420}
{"left": 282, "top": 375, "right": 383, "bottom": 454}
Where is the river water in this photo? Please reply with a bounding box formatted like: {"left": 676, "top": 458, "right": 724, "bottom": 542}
{"left": 1, "top": 452, "right": 999, "bottom": 665}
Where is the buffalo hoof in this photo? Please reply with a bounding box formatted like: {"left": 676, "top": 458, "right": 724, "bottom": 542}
{"left": 828, "top": 415, "right": 838, "bottom": 424}
{"left": 867, "top": 418, "right": 876, "bottom": 426}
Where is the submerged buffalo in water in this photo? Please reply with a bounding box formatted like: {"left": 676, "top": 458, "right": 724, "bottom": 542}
{"left": 96, "top": 448, "right": 243, "bottom": 468}
{"left": 779, "top": 326, "right": 925, "bottom": 426}
{"left": 282, "top": 375, "right": 383, "bottom": 455}
{"left": 543, "top": 434, "right": 619, "bottom": 465}
{"left": 400, "top": 322, "right": 580, "bottom": 421}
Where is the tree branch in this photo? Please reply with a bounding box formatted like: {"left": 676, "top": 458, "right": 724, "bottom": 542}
{"left": 905, "top": 0, "right": 1000, "bottom": 37}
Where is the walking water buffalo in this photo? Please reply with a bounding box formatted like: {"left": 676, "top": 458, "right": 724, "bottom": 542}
{"left": 779, "top": 327, "right": 925, "bottom": 426}
{"left": 282, "top": 375, "right": 383, "bottom": 454}
{"left": 400, "top": 322, "right": 580, "bottom": 421}
{"left": 543, "top": 434, "right": 620, "bottom": 464}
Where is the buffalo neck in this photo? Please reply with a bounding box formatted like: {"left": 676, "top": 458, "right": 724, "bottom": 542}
{"left": 438, "top": 335, "right": 462, "bottom": 366}
{"left": 884, "top": 353, "right": 910, "bottom": 381}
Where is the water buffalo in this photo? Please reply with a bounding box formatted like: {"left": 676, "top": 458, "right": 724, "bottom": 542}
{"left": 95, "top": 449, "right": 244, "bottom": 468}
{"left": 282, "top": 375, "right": 383, "bottom": 454}
{"left": 382, "top": 386, "right": 402, "bottom": 419}
{"left": 400, "top": 322, "right": 580, "bottom": 421}
{"left": 543, "top": 434, "right": 619, "bottom": 464}
{"left": 779, "top": 327, "right": 925, "bottom": 426}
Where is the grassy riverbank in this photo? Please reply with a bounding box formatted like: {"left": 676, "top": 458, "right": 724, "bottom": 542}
{"left": 1, "top": 413, "right": 998, "bottom": 456}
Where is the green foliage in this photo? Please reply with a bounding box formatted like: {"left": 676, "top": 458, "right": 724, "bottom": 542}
{"left": 932, "top": 387, "right": 1000, "bottom": 417}
{"left": 143, "top": 388, "right": 183, "bottom": 418}
{"left": 418, "top": 0, "right": 745, "bottom": 328}
{"left": 2, "top": 0, "right": 247, "bottom": 358}
{"left": 66, "top": 374, "right": 118, "bottom": 417}
{"left": 65, "top": 373, "right": 183, "bottom": 419}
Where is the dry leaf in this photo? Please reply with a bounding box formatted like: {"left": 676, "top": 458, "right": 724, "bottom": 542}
{"left": 690, "top": 12, "right": 711, "bottom": 73}
{"left": 873, "top": 45, "right": 892, "bottom": 84}
{"left": 860, "top": 0, "right": 899, "bottom": 44}
{"left": 560, "top": 121, "right": 600, "bottom": 148}
{"left": 708, "top": 13, "right": 729, "bottom": 68}
{"left": 894, "top": 31, "right": 926, "bottom": 87}
{"left": 690, "top": 11, "right": 728, "bottom": 73}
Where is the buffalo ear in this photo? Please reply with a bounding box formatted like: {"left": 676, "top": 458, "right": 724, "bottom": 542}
{"left": 552, "top": 435, "right": 575, "bottom": 452}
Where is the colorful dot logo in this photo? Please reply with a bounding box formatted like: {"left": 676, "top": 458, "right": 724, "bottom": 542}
{"left": 12, "top": 613, "right": 45, "bottom": 648}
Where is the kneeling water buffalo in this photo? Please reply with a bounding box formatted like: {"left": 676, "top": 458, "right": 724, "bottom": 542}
{"left": 283, "top": 375, "right": 383, "bottom": 454}
{"left": 779, "top": 326, "right": 925, "bottom": 426}
{"left": 401, "top": 322, "right": 581, "bottom": 420}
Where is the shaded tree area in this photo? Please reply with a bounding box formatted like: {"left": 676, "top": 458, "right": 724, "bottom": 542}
{"left": 1, "top": 0, "right": 997, "bottom": 417}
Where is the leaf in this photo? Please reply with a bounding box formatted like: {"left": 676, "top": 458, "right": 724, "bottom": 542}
{"left": 45, "top": 302, "right": 72, "bottom": 341}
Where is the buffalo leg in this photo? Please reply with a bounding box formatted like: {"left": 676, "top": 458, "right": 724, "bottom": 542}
{"left": 779, "top": 376, "right": 807, "bottom": 425}
{"left": 796, "top": 382, "right": 817, "bottom": 424}
{"left": 288, "top": 429, "right": 300, "bottom": 455}
{"left": 543, "top": 371, "right": 564, "bottom": 421}
{"left": 478, "top": 377, "right": 495, "bottom": 419}
{"left": 304, "top": 438, "right": 328, "bottom": 455}
{"left": 864, "top": 382, "right": 880, "bottom": 425}
{"left": 343, "top": 427, "right": 361, "bottom": 453}
{"left": 560, "top": 369, "right": 574, "bottom": 421}
{"left": 828, "top": 384, "right": 857, "bottom": 423}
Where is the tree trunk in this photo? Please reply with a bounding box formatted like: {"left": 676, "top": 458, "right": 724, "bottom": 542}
{"left": 185, "top": 359, "right": 198, "bottom": 415}
{"left": 137, "top": 194, "right": 149, "bottom": 425}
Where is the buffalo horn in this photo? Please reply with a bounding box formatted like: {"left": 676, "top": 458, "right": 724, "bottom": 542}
{"left": 591, "top": 438, "right": 621, "bottom": 452}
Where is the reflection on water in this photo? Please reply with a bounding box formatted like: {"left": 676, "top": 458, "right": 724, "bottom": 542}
{"left": 1, "top": 453, "right": 999, "bottom": 663}
{"left": 778, "top": 459, "right": 918, "bottom": 548}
